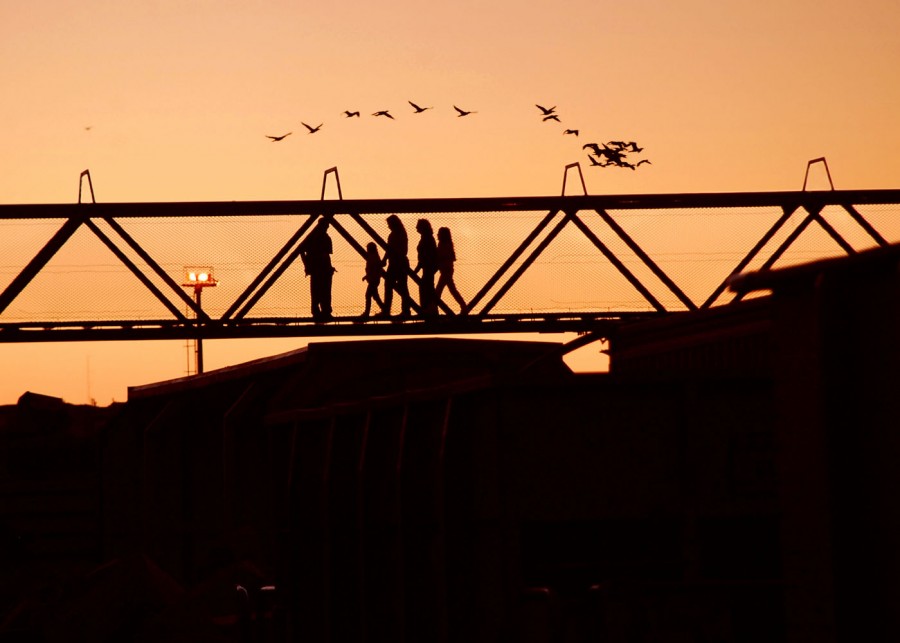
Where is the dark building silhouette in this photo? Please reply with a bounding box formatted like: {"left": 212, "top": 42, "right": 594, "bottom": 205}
{"left": 3, "top": 245, "right": 900, "bottom": 641}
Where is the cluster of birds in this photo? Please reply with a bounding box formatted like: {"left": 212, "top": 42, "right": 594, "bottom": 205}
{"left": 265, "top": 101, "right": 476, "bottom": 142}
{"left": 266, "top": 101, "right": 651, "bottom": 172}
{"left": 583, "top": 141, "right": 651, "bottom": 171}
{"left": 533, "top": 104, "right": 651, "bottom": 171}
{"left": 535, "top": 103, "right": 579, "bottom": 137}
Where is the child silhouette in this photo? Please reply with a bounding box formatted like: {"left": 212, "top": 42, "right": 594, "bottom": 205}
{"left": 436, "top": 226, "right": 467, "bottom": 314}
{"left": 361, "top": 242, "right": 385, "bottom": 318}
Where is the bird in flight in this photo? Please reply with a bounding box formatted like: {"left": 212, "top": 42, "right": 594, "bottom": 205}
{"left": 536, "top": 104, "right": 556, "bottom": 115}
{"left": 302, "top": 122, "right": 323, "bottom": 134}
{"left": 372, "top": 110, "right": 394, "bottom": 119}
{"left": 542, "top": 114, "right": 561, "bottom": 123}
{"left": 636, "top": 159, "right": 651, "bottom": 166}
{"left": 626, "top": 142, "right": 644, "bottom": 153}
{"left": 343, "top": 110, "right": 360, "bottom": 118}
{"left": 453, "top": 105, "right": 476, "bottom": 117}
{"left": 266, "top": 132, "right": 292, "bottom": 142}
{"left": 563, "top": 129, "right": 579, "bottom": 136}
{"left": 408, "top": 101, "right": 432, "bottom": 113}
{"left": 583, "top": 143, "right": 604, "bottom": 155}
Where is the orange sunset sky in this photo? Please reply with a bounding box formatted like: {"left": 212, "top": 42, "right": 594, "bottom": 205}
{"left": 2, "top": 0, "right": 899, "bottom": 405}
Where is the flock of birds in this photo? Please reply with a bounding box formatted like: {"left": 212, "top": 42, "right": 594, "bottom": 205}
{"left": 533, "top": 103, "right": 651, "bottom": 171}
{"left": 266, "top": 102, "right": 651, "bottom": 171}
{"left": 264, "top": 101, "right": 476, "bottom": 141}
{"left": 583, "top": 141, "right": 651, "bottom": 171}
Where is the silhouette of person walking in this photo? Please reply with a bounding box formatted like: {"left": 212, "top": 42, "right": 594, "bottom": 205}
{"left": 361, "top": 241, "right": 385, "bottom": 318}
{"left": 299, "top": 218, "right": 335, "bottom": 321}
{"left": 414, "top": 219, "right": 438, "bottom": 316}
{"left": 436, "top": 226, "right": 467, "bottom": 314}
{"left": 378, "top": 214, "right": 411, "bottom": 318}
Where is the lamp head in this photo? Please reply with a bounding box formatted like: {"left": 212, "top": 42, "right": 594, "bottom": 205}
{"left": 182, "top": 266, "right": 217, "bottom": 288}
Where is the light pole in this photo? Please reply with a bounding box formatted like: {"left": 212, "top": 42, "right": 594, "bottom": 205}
{"left": 182, "top": 267, "right": 217, "bottom": 375}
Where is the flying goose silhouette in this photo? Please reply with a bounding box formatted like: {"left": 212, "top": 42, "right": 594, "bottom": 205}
{"left": 563, "top": 129, "right": 579, "bottom": 136}
{"left": 302, "top": 122, "right": 323, "bottom": 134}
{"left": 408, "top": 101, "right": 432, "bottom": 113}
{"left": 343, "top": 110, "right": 360, "bottom": 118}
{"left": 372, "top": 110, "right": 394, "bottom": 119}
{"left": 536, "top": 104, "right": 556, "bottom": 115}
{"left": 266, "top": 132, "right": 292, "bottom": 142}
{"left": 542, "top": 114, "right": 561, "bottom": 122}
{"left": 453, "top": 105, "right": 476, "bottom": 117}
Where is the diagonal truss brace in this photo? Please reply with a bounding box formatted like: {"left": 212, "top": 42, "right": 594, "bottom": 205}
{"left": 224, "top": 214, "right": 320, "bottom": 320}
{"left": 83, "top": 219, "right": 191, "bottom": 322}
{"left": 592, "top": 208, "right": 697, "bottom": 311}
{"left": 99, "top": 216, "right": 208, "bottom": 320}
{"left": 705, "top": 201, "right": 889, "bottom": 308}
{"left": 0, "top": 212, "right": 212, "bottom": 322}
{"left": 0, "top": 216, "right": 85, "bottom": 317}
{"left": 0, "top": 170, "right": 208, "bottom": 323}
{"left": 568, "top": 213, "right": 667, "bottom": 313}
{"left": 467, "top": 206, "right": 694, "bottom": 316}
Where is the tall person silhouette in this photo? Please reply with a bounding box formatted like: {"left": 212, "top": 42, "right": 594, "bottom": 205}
{"left": 299, "top": 218, "right": 335, "bottom": 321}
{"left": 414, "top": 219, "right": 438, "bottom": 316}
{"left": 378, "top": 215, "right": 411, "bottom": 318}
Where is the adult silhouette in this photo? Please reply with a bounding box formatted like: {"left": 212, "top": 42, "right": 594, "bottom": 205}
{"left": 414, "top": 219, "right": 438, "bottom": 316}
{"left": 377, "top": 215, "right": 411, "bottom": 318}
{"left": 299, "top": 218, "right": 335, "bottom": 321}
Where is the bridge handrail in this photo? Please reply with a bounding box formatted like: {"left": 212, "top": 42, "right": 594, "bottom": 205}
{"left": 3, "top": 189, "right": 900, "bottom": 219}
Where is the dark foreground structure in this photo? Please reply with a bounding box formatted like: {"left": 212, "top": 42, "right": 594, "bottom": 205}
{"left": 3, "top": 245, "right": 900, "bottom": 642}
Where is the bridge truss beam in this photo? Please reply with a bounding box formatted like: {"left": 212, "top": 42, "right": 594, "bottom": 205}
{"left": 1, "top": 187, "right": 898, "bottom": 344}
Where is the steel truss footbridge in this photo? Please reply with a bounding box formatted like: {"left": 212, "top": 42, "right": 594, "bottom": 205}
{"left": 2, "top": 167, "right": 899, "bottom": 347}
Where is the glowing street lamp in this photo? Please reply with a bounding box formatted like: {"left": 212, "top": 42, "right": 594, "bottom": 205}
{"left": 183, "top": 268, "right": 217, "bottom": 289}
{"left": 182, "top": 266, "right": 217, "bottom": 374}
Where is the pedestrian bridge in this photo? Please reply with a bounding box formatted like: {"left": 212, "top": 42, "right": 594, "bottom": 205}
{"left": 1, "top": 168, "right": 898, "bottom": 344}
